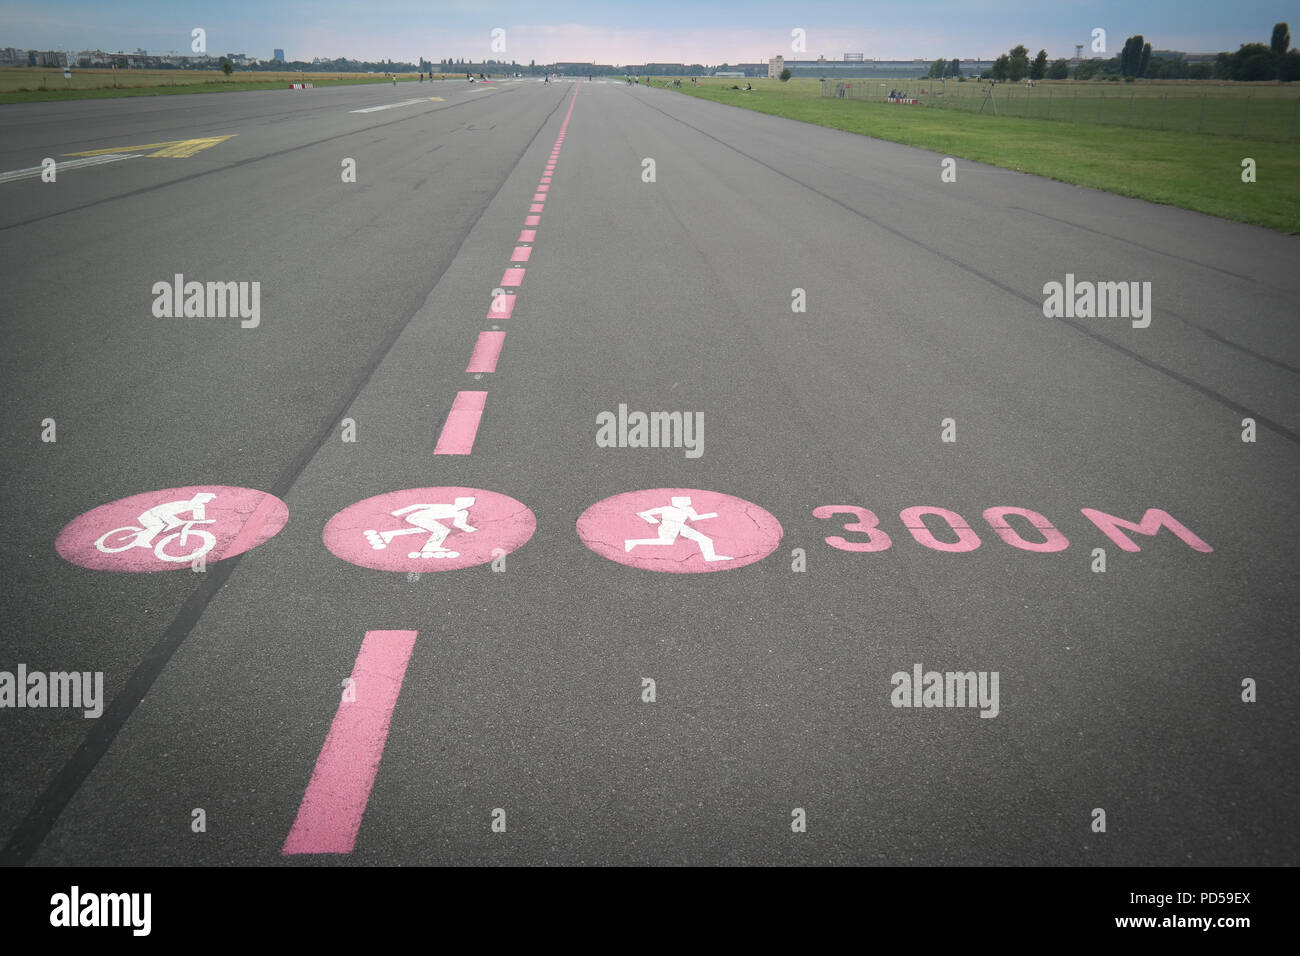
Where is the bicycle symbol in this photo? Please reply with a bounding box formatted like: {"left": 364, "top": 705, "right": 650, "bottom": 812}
{"left": 93, "top": 492, "right": 219, "bottom": 563}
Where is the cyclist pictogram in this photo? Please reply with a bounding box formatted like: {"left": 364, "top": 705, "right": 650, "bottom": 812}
{"left": 56, "top": 486, "right": 289, "bottom": 572}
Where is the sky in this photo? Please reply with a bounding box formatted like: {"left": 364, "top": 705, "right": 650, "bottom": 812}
{"left": 1, "top": 0, "right": 1292, "bottom": 64}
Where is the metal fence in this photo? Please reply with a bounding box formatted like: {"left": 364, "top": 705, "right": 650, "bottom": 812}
{"left": 822, "top": 80, "right": 1300, "bottom": 143}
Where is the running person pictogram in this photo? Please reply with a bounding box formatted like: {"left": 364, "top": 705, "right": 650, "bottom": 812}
{"left": 624, "top": 496, "right": 732, "bottom": 561}
{"left": 364, "top": 497, "right": 477, "bottom": 559}
{"left": 578, "top": 488, "right": 782, "bottom": 573}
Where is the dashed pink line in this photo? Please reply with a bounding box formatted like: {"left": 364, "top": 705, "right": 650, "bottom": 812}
{"left": 282, "top": 629, "right": 418, "bottom": 855}
{"left": 437, "top": 84, "right": 577, "bottom": 458}
{"left": 434, "top": 390, "right": 487, "bottom": 454}
{"left": 487, "top": 293, "right": 516, "bottom": 319}
{"left": 466, "top": 331, "right": 507, "bottom": 373}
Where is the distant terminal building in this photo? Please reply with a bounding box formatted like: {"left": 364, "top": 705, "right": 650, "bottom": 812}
{"left": 273, "top": 48, "right": 285, "bottom": 62}
{"left": 554, "top": 61, "right": 595, "bottom": 74}
{"left": 768, "top": 55, "right": 784, "bottom": 78}
{"left": 714, "top": 70, "right": 746, "bottom": 77}
{"left": 778, "top": 56, "right": 993, "bottom": 78}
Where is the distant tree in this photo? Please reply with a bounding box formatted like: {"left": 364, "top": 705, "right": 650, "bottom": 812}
{"left": 220, "top": 58, "right": 233, "bottom": 75}
{"left": 928, "top": 58, "right": 947, "bottom": 78}
{"left": 1119, "top": 35, "right": 1145, "bottom": 76}
{"left": 1272, "top": 23, "right": 1291, "bottom": 79}
{"left": 1008, "top": 44, "right": 1029, "bottom": 80}
{"left": 1212, "top": 51, "right": 1232, "bottom": 79}
{"left": 1281, "top": 49, "right": 1300, "bottom": 81}
{"left": 991, "top": 54, "right": 1010, "bottom": 81}
{"left": 1271, "top": 22, "right": 1291, "bottom": 56}
{"left": 1139, "top": 42, "right": 1151, "bottom": 77}
{"left": 779, "top": 67, "right": 792, "bottom": 81}
{"left": 949, "top": 58, "right": 960, "bottom": 77}
{"left": 1148, "top": 52, "right": 1189, "bottom": 79}
{"left": 1227, "top": 42, "right": 1279, "bottom": 80}
{"left": 1188, "top": 62, "right": 1213, "bottom": 79}
{"left": 1074, "top": 59, "right": 1102, "bottom": 80}
{"left": 1030, "top": 49, "right": 1048, "bottom": 80}
{"left": 1047, "top": 58, "right": 1069, "bottom": 79}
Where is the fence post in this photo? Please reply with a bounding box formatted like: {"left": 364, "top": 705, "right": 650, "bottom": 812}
{"left": 1127, "top": 90, "right": 1134, "bottom": 125}
{"left": 1046, "top": 86, "right": 1052, "bottom": 120}
{"left": 1240, "top": 95, "right": 1251, "bottom": 138}
{"left": 1097, "top": 89, "right": 1104, "bottom": 123}
{"left": 1160, "top": 92, "right": 1167, "bottom": 130}
{"left": 1197, "top": 92, "right": 1206, "bottom": 133}
{"left": 1291, "top": 97, "right": 1299, "bottom": 142}
{"left": 1071, "top": 88, "right": 1077, "bottom": 122}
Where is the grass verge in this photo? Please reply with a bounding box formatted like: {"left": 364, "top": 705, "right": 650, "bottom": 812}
{"left": 662, "top": 80, "right": 1300, "bottom": 234}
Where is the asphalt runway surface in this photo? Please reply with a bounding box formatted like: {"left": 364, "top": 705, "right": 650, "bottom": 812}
{"left": 0, "top": 77, "right": 1296, "bottom": 865}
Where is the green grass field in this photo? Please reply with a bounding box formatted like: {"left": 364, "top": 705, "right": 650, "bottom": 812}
{"left": 0, "top": 67, "right": 457, "bottom": 104}
{"left": 653, "top": 77, "right": 1300, "bottom": 234}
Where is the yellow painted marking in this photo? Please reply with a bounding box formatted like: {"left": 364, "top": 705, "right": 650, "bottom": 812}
{"left": 63, "top": 134, "right": 236, "bottom": 159}
{"left": 427, "top": 96, "right": 444, "bottom": 101}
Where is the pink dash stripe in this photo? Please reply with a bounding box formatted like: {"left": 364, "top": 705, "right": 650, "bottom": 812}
{"left": 501, "top": 267, "right": 525, "bottom": 286}
{"left": 221, "top": 492, "right": 281, "bottom": 561}
{"left": 532, "top": 193, "right": 546, "bottom": 201}
{"left": 487, "top": 293, "right": 516, "bottom": 319}
{"left": 466, "top": 331, "right": 506, "bottom": 373}
{"left": 529, "top": 203, "right": 544, "bottom": 212}
{"left": 519, "top": 230, "right": 536, "bottom": 242}
{"left": 537, "top": 185, "right": 550, "bottom": 192}
{"left": 540, "top": 177, "right": 552, "bottom": 184}
{"left": 434, "top": 390, "right": 487, "bottom": 455}
{"left": 525, "top": 215, "right": 540, "bottom": 225}
{"left": 511, "top": 246, "right": 533, "bottom": 262}
{"left": 281, "top": 629, "right": 418, "bottom": 855}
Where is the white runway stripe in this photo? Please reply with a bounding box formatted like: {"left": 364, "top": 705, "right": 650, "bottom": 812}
{"left": 0, "top": 152, "right": 142, "bottom": 184}
{"left": 350, "top": 98, "right": 433, "bottom": 113}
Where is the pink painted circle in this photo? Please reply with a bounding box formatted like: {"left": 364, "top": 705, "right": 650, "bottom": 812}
{"left": 324, "top": 486, "right": 536, "bottom": 572}
{"left": 56, "top": 485, "right": 289, "bottom": 572}
{"left": 577, "top": 488, "right": 783, "bottom": 572}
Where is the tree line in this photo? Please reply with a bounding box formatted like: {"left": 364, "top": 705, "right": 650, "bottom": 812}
{"left": 980, "top": 22, "right": 1298, "bottom": 82}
